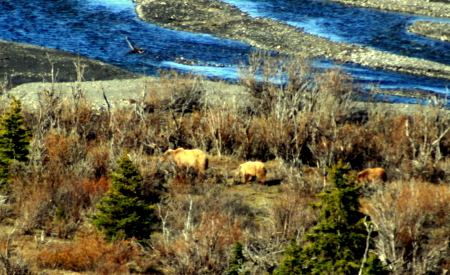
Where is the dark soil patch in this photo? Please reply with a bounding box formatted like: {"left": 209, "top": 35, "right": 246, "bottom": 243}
{"left": 0, "top": 40, "right": 139, "bottom": 89}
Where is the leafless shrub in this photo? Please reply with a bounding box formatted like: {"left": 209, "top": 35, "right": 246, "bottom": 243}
{"left": 271, "top": 181, "right": 317, "bottom": 240}
{"left": 153, "top": 211, "right": 241, "bottom": 275}
{"left": 238, "top": 52, "right": 315, "bottom": 117}
{"left": 159, "top": 69, "right": 204, "bottom": 113}
{"left": 237, "top": 52, "right": 362, "bottom": 167}
{"left": 0, "top": 204, "right": 12, "bottom": 225}
{"left": 149, "top": 182, "right": 262, "bottom": 274}
{"left": 14, "top": 186, "right": 53, "bottom": 235}
{"left": 204, "top": 104, "right": 242, "bottom": 157}
{"left": 362, "top": 180, "right": 450, "bottom": 274}
{"left": 236, "top": 166, "right": 320, "bottom": 274}
{"left": 360, "top": 101, "right": 450, "bottom": 183}
{"left": 403, "top": 104, "right": 450, "bottom": 182}
{"left": 0, "top": 228, "right": 33, "bottom": 275}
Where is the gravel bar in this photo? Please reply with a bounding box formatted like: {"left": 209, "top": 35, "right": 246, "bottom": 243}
{"left": 408, "top": 20, "right": 450, "bottom": 43}
{"left": 133, "top": 0, "right": 450, "bottom": 80}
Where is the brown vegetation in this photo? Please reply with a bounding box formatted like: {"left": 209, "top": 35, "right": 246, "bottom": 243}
{"left": 1, "top": 52, "right": 450, "bottom": 274}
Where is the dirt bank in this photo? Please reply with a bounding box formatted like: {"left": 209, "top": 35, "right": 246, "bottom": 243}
{"left": 0, "top": 40, "right": 140, "bottom": 89}
{"left": 133, "top": 0, "right": 450, "bottom": 80}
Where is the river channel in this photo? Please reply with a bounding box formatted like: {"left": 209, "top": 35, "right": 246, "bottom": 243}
{"left": 1, "top": 0, "right": 450, "bottom": 104}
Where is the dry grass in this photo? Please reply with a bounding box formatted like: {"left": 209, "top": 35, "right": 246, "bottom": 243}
{"left": 0, "top": 52, "right": 450, "bottom": 274}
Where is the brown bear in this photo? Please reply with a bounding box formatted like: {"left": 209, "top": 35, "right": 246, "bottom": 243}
{"left": 357, "top": 167, "right": 387, "bottom": 185}
{"left": 161, "top": 148, "right": 208, "bottom": 175}
{"left": 235, "top": 161, "right": 267, "bottom": 184}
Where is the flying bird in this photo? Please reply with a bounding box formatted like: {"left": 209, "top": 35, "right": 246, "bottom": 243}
{"left": 126, "top": 36, "right": 145, "bottom": 54}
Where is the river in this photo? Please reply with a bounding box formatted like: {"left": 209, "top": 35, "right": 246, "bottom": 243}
{"left": 1, "top": 0, "right": 450, "bottom": 104}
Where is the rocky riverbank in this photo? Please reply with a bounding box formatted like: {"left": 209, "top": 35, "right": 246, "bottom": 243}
{"left": 133, "top": 0, "right": 450, "bottom": 80}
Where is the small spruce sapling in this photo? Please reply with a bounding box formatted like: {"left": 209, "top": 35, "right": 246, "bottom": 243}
{"left": 228, "top": 242, "right": 248, "bottom": 275}
{"left": 92, "top": 154, "right": 159, "bottom": 242}
{"left": 0, "top": 96, "right": 31, "bottom": 186}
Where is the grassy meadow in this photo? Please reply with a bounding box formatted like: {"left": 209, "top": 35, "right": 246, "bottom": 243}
{"left": 1, "top": 52, "right": 450, "bottom": 274}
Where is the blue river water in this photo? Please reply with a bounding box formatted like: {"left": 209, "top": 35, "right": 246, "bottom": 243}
{"left": 1, "top": 0, "right": 450, "bottom": 104}
{"left": 224, "top": 0, "right": 450, "bottom": 62}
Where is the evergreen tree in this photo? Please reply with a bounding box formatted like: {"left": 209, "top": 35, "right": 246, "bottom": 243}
{"left": 228, "top": 242, "right": 248, "bottom": 275}
{"left": 275, "top": 161, "right": 387, "bottom": 275}
{"left": 92, "top": 154, "right": 159, "bottom": 242}
{"left": 0, "top": 96, "right": 31, "bottom": 185}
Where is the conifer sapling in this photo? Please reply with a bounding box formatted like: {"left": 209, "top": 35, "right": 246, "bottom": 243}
{"left": 92, "top": 154, "right": 159, "bottom": 242}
